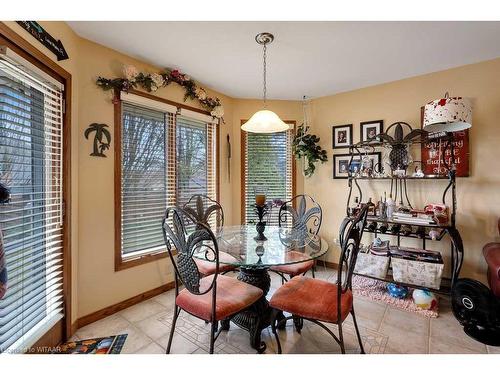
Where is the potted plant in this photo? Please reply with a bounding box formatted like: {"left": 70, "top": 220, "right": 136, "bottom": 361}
{"left": 292, "top": 124, "right": 328, "bottom": 177}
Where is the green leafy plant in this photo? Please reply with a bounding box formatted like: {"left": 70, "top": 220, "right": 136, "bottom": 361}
{"left": 292, "top": 124, "right": 328, "bottom": 177}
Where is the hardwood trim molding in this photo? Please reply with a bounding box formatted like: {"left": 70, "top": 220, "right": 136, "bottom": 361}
{"left": 0, "top": 22, "right": 73, "bottom": 342}
{"left": 76, "top": 282, "right": 175, "bottom": 329}
{"left": 240, "top": 120, "right": 297, "bottom": 224}
{"left": 114, "top": 91, "right": 220, "bottom": 271}
{"left": 127, "top": 88, "right": 212, "bottom": 116}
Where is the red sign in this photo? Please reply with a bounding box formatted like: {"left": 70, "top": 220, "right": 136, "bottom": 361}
{"left": 421, "top": 130, "right": 470, "bottom": 177}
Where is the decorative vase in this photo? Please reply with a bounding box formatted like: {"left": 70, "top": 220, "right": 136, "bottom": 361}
{"left": 301, "top": 155, "right": 308, "bottom": 177}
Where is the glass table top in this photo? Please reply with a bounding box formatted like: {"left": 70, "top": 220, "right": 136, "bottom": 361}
{"left": 193, "top": 225, "right": 329, "bottom": 268}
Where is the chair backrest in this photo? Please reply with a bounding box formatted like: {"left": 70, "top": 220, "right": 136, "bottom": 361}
{"left": 182, "top": 194, "right": 224, "bottom": 229}
{"left": 278, "top": 194, "right": 322, "bottom": 235}
{"left": 337, "top": 205, "right": 369, "bottom": 293}
{"left": 162, "top": 206, "right": 219, "bottom": 295}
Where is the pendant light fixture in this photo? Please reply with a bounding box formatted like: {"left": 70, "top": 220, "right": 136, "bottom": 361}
{"left": 241, "top": 32, "right": 289, "bottom": 133}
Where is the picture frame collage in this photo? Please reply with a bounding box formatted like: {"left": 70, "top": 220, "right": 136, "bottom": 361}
{"left": 332, "top": 120, "right": 383, "bottom": 179}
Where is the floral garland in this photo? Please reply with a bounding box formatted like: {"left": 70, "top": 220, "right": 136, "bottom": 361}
{"left": 96, "top": 65, "right": 224, "bottom": 120}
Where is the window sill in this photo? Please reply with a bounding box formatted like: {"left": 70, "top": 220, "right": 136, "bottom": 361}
{"left": 115, "top": 249, "right": 168, "bottom": 272}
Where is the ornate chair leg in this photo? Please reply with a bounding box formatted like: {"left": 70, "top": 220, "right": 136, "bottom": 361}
{"left": 166, "top": 305, "right": 179, "bottom": 354}
{"left": 209, "top": 319, "right": 217, "bottom": 354}
{"left": 351, "top": 308, "right": 365, "bottom": 354}
{"left": 338, "top": 322, "right": 346, "bottom": 354}
{"left": 292, "top": 315, "right": 303, "bottom": 333}
{"left": 270, "top": 308, "right": 282, "bottom": 354}
{"left": 311, "top": 263, "right": 316, "bottom": 278}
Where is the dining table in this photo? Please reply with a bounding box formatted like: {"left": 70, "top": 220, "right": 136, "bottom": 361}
{"left": 193, "top": 224, "right": 329, "bottom": 353}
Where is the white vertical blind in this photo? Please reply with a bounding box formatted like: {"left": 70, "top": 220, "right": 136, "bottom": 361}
{"left": 243, "top": 129, "right": 294, "bottom": 225}
{"left": 120, "top": 103, "right": 218, "bottom": 257}
{"left": 0, "top": 55, "right": 64, "bottom": 353}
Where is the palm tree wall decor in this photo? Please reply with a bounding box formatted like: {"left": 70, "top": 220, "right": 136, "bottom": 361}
{"left": 84, "top": 123, "right": 112, "bottom": 157}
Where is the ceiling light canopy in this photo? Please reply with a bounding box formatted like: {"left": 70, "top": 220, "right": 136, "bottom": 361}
{"left": 241, "top": 32, "right": 289, "bottom": 134}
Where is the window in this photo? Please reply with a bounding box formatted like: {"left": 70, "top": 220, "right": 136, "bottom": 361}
{"left": 0, "top": 52, "right": 64, "bottom": 352}
{"left": 176, "top": 115, "right": 217, "bottom": 208}
{"left": 120, "top": 103, "right": 170, "bottom": 256}
{"left": 116, "top": 93, "right": 218, "bottom": 268}
{"left": 241, "top": 122, "right": 295, "bottom": 225}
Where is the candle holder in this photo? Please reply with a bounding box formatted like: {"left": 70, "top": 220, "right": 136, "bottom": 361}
{"left": 254, "top": 203, "right": 269, "bottom": 241}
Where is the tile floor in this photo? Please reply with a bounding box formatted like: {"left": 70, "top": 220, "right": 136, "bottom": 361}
{"left": 73, "top": 268, "right": 498, "bottom": 354}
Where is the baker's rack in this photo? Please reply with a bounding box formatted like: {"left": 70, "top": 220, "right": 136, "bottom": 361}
{"left": 345, "top": 126, "right": 464, "bottom": 295}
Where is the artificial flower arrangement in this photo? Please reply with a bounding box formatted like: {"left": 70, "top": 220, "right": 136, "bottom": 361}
{"left": 96, "top": 65, "right": 224, "bottom": 120}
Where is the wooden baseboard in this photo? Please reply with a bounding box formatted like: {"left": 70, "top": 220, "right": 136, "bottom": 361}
{"left": 317, "top": 259, "right": 338, "bottom": 270}
{"left": 76, "top": 282, "right": 175, "bottom": 330}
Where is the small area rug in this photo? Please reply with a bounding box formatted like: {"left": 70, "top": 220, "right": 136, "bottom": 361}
{"left": 352, "top": 275, "right": 439, "bottom": 318}
{"left": 55, "top": 334, "right": 128, "bottom": 354}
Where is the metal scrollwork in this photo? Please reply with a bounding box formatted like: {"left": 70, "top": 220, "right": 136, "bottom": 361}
{"left": 278, "top": 194, "right": 322, "bottom": 237}
{"left": 182, "top": 194, "right": 224, "bottom": 229}
{"left": 338, "top": 206, "right": 368, "bottom": 293}
{"left": 162, "top": 207, "right": 219, "bottom": 295}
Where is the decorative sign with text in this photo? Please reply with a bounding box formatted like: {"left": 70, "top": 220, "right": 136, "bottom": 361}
{"left": 421, "top": 130, "right": 470, "bottom": 177}
{"left": 16, "top": 21, "right": 69, "bottom": 61}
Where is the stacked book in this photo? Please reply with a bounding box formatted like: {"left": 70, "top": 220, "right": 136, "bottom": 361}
{"left": 389, "top": 246, "right": 443, "bottom": 264}
{"left": 391, "top": 211, "right": 436, "bottom": 225}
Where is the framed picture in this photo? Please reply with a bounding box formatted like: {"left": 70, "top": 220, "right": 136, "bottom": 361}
{"left": 360, "top": 120, "right": 384, "bottom": 144}
{"left": 333, "top": 152, "right": 382, "bottom": 179}
{"left": 333, "top": 154, "right": 355, "bottom": 179}
{"left": 332, "top": 124, "right": 352, "bottom": 149}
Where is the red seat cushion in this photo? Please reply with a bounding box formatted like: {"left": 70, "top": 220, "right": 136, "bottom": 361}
{"left": 270, "top": 251, "right": 314, "bottom": 276}
{"left": 483, "top": 242, "right": 500, "bottom": 298}
{"left": 269, "top": 276, "right": 352, "bottom": 323}
{"left": 176, "top": 274, "right": 263, "bottom": 321}
{"left": 194, "top": 251, "right": 238, "bottom": 276}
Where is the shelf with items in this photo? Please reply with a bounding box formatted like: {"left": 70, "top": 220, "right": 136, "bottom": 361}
{"left": 351, "top": 175, "right": 450, "bottom": 180}
{"left": 354, "top": 271, "right": 453, "bottom": 295}
{"left": 343, "top": 122, "right": 464, "bottom": 295}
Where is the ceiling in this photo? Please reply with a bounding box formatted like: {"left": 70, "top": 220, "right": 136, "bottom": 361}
{"left": 67, "top": 21, "right": 500, "bottom": 100}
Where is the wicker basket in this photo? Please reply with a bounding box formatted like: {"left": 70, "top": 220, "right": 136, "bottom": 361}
{"left": 354, "top": 252, "right": 390, "bottom": 279}
{"left": 391, "top": 257, "right": 444, "bottom": 289}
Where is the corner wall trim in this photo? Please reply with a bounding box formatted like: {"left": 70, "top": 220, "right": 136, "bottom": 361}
{"left": 76, "top": 282, "right": 175, "bottom": 329}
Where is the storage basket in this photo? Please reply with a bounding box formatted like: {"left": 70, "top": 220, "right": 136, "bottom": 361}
{"left": 354, "top": 252, "right": 390, "bottom": 279}
{"left": 391, "top": 257, "right": 444, "bottom": 289}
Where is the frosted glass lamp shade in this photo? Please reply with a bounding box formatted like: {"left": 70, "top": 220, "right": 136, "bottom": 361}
{"left": 241, "top": 109, "right": 290, "bottom": 133}
{"left": 423, "top": 96, "right": 472, "bottom": 133}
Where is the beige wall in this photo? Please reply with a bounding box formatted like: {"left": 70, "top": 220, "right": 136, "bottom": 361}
{"left": 75, "top": 38, "right": 235, "bottom": 317}
{"left": 3, "top": 21, "right": 499, "bottom": 324}
{"left": 230, "top": 99, "right": 304, "bottom": 224}
{"left": 306, "top": 58, "right": 500, "bottom": 282}
{"left": 2, "top": 21, "right": 235, "bottom": 320}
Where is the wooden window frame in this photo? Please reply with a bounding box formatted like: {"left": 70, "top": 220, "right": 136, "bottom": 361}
{"left": 114, "top": 89, "right": 220, "bottom": 271}
{"left": 240, "top": 120, "right": 297, "bottom": 224}
{"left": 0, "top": 22, "right": 73, "bottom": 342}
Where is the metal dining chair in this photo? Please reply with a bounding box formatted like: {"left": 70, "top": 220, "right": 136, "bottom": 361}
{"left": 269, "top": 206, "right": 369, "bottom": 354}
{"left": 182, "top": 194, "right": 237, "bottom": 276}
{"left": 162, "top": 206, "right": 263, "bottom": 354}
{"left": 270, "top": 194, "right": 322, "bottom": 282}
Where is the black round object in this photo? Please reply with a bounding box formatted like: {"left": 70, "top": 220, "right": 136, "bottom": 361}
{"left": 452, "top": 278, "right": 500, "bottom": 346}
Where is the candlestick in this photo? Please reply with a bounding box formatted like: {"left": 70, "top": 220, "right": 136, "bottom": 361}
{"left": 255, "top": 194, "right": 266, "bottom": 207}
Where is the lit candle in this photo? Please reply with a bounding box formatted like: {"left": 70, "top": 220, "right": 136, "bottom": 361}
{"left": 255, "top": 194, "right": 266, "bottom": 207}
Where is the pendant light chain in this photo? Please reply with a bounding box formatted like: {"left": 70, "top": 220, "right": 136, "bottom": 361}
{"left": 263, "top": 42, "right": 267, "bottom": 108}
{"left": 241, "top": 32, "right": 289, "bottom": 134}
